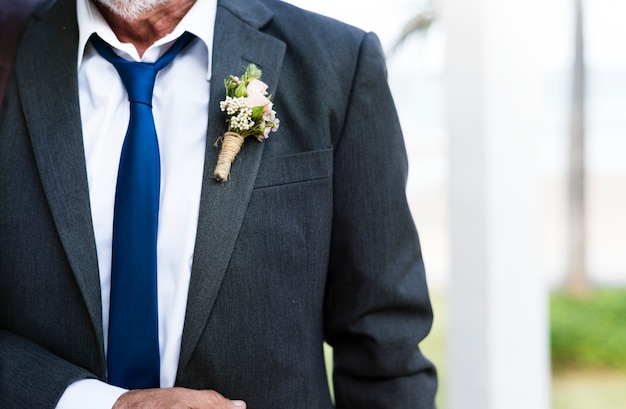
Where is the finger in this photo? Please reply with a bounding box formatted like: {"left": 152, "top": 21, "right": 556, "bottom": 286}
{"left": 192, "top": 389, "right": 246, "bottom": 409}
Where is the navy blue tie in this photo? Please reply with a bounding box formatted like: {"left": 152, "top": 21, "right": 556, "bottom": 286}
{"left": 91, "top": 32, "right": 195, "bottom": 389}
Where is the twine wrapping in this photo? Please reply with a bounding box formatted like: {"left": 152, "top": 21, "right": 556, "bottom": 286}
{"left": 214, "top": 131, "right": 245, "bottom": 182}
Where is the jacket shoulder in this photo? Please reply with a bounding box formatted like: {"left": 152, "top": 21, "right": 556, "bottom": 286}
{"left": 263, "top": 0, "right": 368, "bottom": 51}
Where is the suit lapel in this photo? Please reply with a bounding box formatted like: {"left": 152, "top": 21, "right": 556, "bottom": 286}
{"left": 177, "top": 0, "right": 286, "bottom": 377}
{"left": 17, "top": 0, "right": 106, "bottom": 371}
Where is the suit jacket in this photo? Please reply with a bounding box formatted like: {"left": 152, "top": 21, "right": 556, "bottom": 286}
{"left": 0, "top": 0, "right": 437, "bottom": 407}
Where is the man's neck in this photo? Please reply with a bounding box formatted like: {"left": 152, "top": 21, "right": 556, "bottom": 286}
{"left": 95, "top": 0, "right": 196, "bottom": 57}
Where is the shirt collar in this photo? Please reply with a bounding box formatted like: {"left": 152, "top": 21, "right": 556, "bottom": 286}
{"left": 76, "top": 0, "right": 216, "bottom": 77}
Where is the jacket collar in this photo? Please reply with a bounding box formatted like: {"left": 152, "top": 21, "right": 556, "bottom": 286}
{"left": 218, "top": 0, "right": 274, "bottom": 29}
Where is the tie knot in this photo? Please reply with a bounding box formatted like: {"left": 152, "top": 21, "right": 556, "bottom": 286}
{"left": 90, "top": 32, "right": 196, "bottom": 107}
{"left": 115, "top": 63, "right": 158, "bottom": 106}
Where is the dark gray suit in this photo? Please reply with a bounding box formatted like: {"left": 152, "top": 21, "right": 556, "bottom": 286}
{"left": 0, "top": 0, "right": 437, "bottom": 407}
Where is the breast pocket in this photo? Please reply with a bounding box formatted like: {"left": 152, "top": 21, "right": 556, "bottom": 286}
{"left": 253, "top": 146, "right": 333, "bottom": 189}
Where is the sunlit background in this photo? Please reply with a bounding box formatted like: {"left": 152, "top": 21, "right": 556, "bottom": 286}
{"left": 284, "top": 0, "right": 626, "bottom": 408}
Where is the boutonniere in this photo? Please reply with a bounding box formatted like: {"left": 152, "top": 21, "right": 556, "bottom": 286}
{"left": 214, "top": 64, "right": 280, "bottom": 182}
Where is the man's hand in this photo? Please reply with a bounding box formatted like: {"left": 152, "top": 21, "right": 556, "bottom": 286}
{"left": 112, "top": 387, "right": 246, "bottom": 409}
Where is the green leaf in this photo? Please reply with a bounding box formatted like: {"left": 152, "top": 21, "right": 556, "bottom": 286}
{"left": 251, "top": 105, "right": 265, "bottom": 118}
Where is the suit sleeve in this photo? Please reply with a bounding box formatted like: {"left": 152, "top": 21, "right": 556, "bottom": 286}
{"left": 0, "top": 330, "right": 97, "bottom": 408}
{"left": 324, "top": 32, "right": 438, "bottom": 408}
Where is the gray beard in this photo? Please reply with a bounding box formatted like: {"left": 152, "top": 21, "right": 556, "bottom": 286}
{"left": 95, "top": 0, "right": 172, "bottom": 20}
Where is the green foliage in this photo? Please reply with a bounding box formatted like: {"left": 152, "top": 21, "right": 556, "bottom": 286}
{"left": 224, "top": 64, "right": 262, "bottom": 98}
{"left": 550, "top": 288, "right": 626, "bottom": 371}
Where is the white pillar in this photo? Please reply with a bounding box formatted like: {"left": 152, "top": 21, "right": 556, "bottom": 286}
{"left": 441, "top": 0, "right": 551, "bottom": 408}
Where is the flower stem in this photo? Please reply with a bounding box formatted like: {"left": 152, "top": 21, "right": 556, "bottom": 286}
{"left": 214, "top": 132, "right": 245, "bottom": 182}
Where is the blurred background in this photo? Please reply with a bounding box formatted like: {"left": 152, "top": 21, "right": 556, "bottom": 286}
{"left": 285, "top": 0, "right": 626, "bottom": 408}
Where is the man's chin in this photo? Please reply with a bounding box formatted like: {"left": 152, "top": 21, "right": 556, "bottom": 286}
{"left": 94, "top": 0, "right": 172, "bottom": 21}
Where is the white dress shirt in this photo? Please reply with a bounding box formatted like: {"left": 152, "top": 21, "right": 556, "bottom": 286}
{"left": 57, "top": 0, "right": 217, "bottom": 407}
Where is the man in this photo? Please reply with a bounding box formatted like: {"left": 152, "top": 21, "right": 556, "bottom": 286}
{"left": 0, "top": 0, "right": 437, "bottom": 408}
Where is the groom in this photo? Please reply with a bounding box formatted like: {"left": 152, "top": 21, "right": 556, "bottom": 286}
{"left": 0, "top": 0, "right": 437, "bottom": 408}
